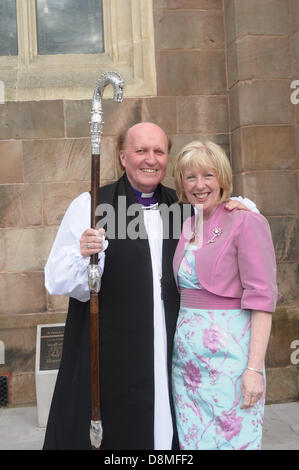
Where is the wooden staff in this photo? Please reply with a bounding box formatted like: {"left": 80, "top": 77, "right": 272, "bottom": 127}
{"left": 88, "top": 71, "right": 124, "bottom": 449}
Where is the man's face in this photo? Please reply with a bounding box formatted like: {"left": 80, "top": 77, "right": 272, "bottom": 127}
{"left": 119, "top": 123, "right": 168, "bottom": 193}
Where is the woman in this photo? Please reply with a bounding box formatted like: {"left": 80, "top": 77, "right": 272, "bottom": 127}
{"left": 172, "top": 141, "right": 278, "bottom": 450}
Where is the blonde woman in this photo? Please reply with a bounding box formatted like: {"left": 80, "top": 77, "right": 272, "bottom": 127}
{"left": 172, "top": 141, "right": 278, "bottom": 450}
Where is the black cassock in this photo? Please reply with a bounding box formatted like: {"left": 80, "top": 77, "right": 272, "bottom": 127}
{"left": 43, "top": 174, "right": 185, "bottom": 450}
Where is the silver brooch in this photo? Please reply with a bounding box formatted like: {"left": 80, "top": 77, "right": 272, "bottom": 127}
{"left": 207, "top": 227, "right": 222, "bottom": 244}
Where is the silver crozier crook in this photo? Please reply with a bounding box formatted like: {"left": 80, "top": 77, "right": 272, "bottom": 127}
{"left": 88, "top": 71, "right": 124, "bottom": 449}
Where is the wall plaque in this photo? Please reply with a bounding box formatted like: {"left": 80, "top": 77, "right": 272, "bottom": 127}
{"left": 37, "top": 324, "right": 65, "bottom": 371}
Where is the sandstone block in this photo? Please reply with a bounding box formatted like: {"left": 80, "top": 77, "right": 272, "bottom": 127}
{"left": 291, "top": 0, "right": 299, "bottom": 33}
{"left": 265, "top": 366, "right": 299, "bottom": 404}
{"left": 177, "top": 96, "right": 228, "bottom": 134}
{"left": 224, "top": 0, "right": 237, "bottom": 47}
{"left": 100, "top": 99, "right": 141, "bottom": 137}
{"left": 276, "top": 262, "right": 299, "bottom": 305}
{"left": 0, "top": 272, "right": 46, "bottom": 315}
{"left": 23, "top": 136, "right": 116, "bottom": 184}
{"left": 0, "top": 227, "right": 57, "bottom": 272}
{"left": 46, "top": 292, "right": 69, "bottom": 313}
{"left": 268, "top": 217, "right": 299, "bottom": 262}
{"left": 0, "top": 327, "right": 36, "bottom": 372}
{"left": 42, "top": 181, "right": 90, "bottom": 225}
{"left": 229, "top": 81, "right": 293, "bottom": 131}
{"left": 231, "top": 126, "right": 298, "bottom": 173}
{"left": 0, "top": 184, "right": 42, "bottom": 228}
{"left": 98, "top": 137, "right": 117, "bottom": 180}
{"left": 156, "top": 50, "right": 226, "bottom": 96}
{"left": 0, "top": 141, "right": 23, "bottom": 184}
{"left": 141, "top": 97, "right": 177, "bottom": 134}
{"left": 154, "top": 10, "right": 224, "bottom": 50}
{"left": 226, "top": 41, "right": 238, "bottom": 90}
{"left": 161, "top": 176, "right": 175, "bottom": 190}
{"left": 227, "top": 37, "right": 291, "bottom": 88}
{"left": 228, "top": 83, "right": 240, "bottom": 132}
{"left": 233, "top": 172, "right": 298, "bottom": 216}
{"left": 225, "top": 0, "right": 290, "bottom": 45}
{"left": 293, "top": 30, "right": 299, "bottom": 73}
{"left": 0, "top": 312, "right": 67, "bottom": 330}
{"left": 0, "top": 101, "right": 64, "bottom": 139}
{"left": 10, "top": 372, "right": 36, "bottom": 406}
{"left": 266, "top": 306, "right": 299, "bottom": 368}
{"left": 65, "top": 99, "right": 142, "bottom": 138}
{"left": 64, "top": 100, "right": 90, "bottom": 137}
{"left": 23, "top": 139, "right": 91, "bottom": 183}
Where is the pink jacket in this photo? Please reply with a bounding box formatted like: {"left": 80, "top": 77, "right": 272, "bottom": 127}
{"left": 173, "top": 203, "right": 278, "bottom": 313}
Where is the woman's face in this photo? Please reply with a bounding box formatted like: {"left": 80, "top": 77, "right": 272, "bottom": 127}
{"left": 182, "top": 165, "right": 221, "bottom": 218}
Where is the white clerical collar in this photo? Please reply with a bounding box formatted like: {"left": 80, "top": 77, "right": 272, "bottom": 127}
{"left": 142, "top": 202, "right": 159, "bottom": 210}
{"left": 141, "top": 191, "right": 155, "bottom": 198}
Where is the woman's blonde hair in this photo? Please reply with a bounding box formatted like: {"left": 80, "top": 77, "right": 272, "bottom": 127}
{"left": 173, "top": 140, "right": 233, "bottom": 204}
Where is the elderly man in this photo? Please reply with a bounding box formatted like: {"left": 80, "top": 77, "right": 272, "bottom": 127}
{"left": 43, "top": 122, "right": 257, "bottom": 450}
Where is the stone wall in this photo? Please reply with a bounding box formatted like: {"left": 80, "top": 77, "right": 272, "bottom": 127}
{"left": 0, "top": 0, "right": 298, "bottom": 406}
{"left": 224, "top": 0, "right": 299, "bottom": 402}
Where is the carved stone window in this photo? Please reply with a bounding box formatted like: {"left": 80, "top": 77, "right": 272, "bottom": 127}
{"left": 0, "top": 0, "right": 156, "bottom": 101}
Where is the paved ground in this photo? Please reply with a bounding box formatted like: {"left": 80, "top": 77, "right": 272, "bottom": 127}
{"left": 0, "top": 402, "right": 298, "bottom": 450}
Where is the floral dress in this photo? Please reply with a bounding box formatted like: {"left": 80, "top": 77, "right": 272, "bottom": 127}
{"left": 172, "top": 249, "right": 265, "bottom": 450}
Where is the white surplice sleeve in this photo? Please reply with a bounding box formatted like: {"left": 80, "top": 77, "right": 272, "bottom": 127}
{"left": 230, "top": 196, "right": 260, "bottom": 213}
{"left": 45, "top": 192, "right": 107, "bottom": 302}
